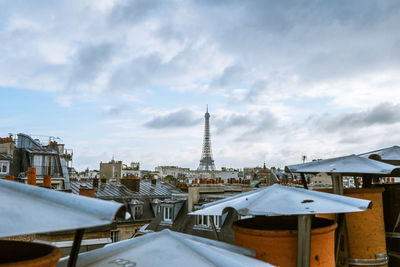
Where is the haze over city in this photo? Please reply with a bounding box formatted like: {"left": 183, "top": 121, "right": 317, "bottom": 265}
{"left": 1, "top": 1, "right": 400, "bottom": 171}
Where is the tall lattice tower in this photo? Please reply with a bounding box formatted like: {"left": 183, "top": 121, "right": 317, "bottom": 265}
{"left": 198, "top": 105, "right": 216, "bottom": 171}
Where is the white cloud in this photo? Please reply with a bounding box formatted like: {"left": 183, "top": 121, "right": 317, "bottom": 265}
{"left": 1, "top": 1, "right": 400, "bottom": 170}
{"left": 54, "top": 95, "right": 72, "bottom": 107}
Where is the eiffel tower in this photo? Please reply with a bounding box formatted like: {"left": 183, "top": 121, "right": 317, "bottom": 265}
{"left": 198, "top": 105, "right": 216, "bottom": 171}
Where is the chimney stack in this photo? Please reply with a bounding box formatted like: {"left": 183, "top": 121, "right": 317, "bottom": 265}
{"left": 93, "top": 178, "right": 99, "bottom": 188}
{"left": 79, "top": 186, "right": 95, "bottom": 198}
{"left": 43, "top": 175, "right": 51, "bottom": 188}
{"left": 121, "top": 176, "right": 140, "bottom": 192}
{"left": 27, "top": 167, "right": 36, "bottom": 186}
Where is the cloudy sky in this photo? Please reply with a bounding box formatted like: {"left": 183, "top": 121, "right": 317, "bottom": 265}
{"left": 1, "top": 0, "right": 400, "bottom": 171}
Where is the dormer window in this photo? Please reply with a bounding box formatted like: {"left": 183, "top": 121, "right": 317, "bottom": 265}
{"left": 159, "top": 199, "right": 184, "bottom": 225}
{"left": 151, "top": 199, "right": 162, "bottom": 216}
{"left": 130, "top": 199, "right": 144, "bottom": 220}
{"left": 163, "top": 206, "right": 173, "bottom": 222}
{"left": 134, "top": 205, "right": 143, "bottom": 217}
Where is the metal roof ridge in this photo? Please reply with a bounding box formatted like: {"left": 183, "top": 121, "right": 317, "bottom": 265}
{"left": 358, "top": 145, "right": 400, "bottom": 156}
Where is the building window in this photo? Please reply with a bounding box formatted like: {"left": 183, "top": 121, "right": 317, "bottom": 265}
{"left": 163, "top": 206, "right": 173, "bottom": 222}
{"left": 197, "top": 215, "right": 206, "bottom": 226}
{"left": 134, "top": 205, "right": 143, "bottom": 218}
{"left": 196, "top": 215, "right": 221, "bottom": 228}
{"left": 211, "top": 215, "right": 220, "bottom": 228}
{"left": 32, "top": 155, "right": 55, "bottom": 176}
{"left": 111, "top": 230, "right": 120, "bottom": 243}
{"left": 0, "top": 162, "right": 9, "bottom": 174}
{"left": 135, "top": 206, "right": 140, "bottom": 215}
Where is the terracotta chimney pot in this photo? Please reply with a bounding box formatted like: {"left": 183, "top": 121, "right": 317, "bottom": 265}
{"left": 27, "top": 167, "right": 36, "bottom": 186}
{"left": 43, "top": 175, "right": 51, "bottom": 188}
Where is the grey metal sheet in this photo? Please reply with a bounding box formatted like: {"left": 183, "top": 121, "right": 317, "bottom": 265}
{"left": 71, "top": 180, "right": 181, "bottom": 199}
{"left": 0, "top": 179, "right": 123, "bottom": 238}
{"left": 25, "top": 148, "right": 58, "bottom": 155}
{"left": 17, "top": 133, "right": 44, "bottom": 150}
{"left": 190, "top": 184, "right": 371, "bottom": 216}
{"left": 285, "top": 154, "right": 400, "bottom": 175}
{"left": 359, "top": 145, "right": 400, "bottom": 161}
{"left": 57, "top": 229, "right": 274, "bottom": 267}
{"left": 59, "top": 157, "right": 71, "bottom": 190}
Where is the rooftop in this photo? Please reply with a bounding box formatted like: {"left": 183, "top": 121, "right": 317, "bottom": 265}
{"left": 70, "top": 179, "right": 182, "bottom": 199}
{"left": 0, "top": 153, "right": 13, "bottom": 161}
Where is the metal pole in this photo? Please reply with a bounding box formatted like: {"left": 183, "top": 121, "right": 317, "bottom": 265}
{"left": 332, "top": 174, "right": 343, "bottom": 195}
{"left": 297, "top": 214, "right": 312, "bottom": 267}
{"left": 68, "top": 229, "right": 85, "bottom": 267}
{"left": 301, "top": 173, "right": 308, "bottom": 190}
{"left": 331, "top": 174, "right": 349, "bottom": 267}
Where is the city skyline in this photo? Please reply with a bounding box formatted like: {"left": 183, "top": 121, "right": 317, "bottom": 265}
{"left": 1, "top": 1, "right": 400, "bottom": 171}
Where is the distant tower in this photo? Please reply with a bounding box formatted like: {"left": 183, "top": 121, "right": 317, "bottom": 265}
{"left": 198, "top": 105, "right": 216, "bottom": 171}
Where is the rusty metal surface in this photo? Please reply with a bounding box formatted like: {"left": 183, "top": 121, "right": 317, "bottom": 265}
{"left": 190, "top": 184, "right": 371, "bottom": 216}
{"left": 285, "top": 154, "right": 400, "bottom": 175}
{"left": 57, "top": 229, "right": 274, "bottom": 267}
{"left": 0, "top": 179, "right": 123, "bottom": 238}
